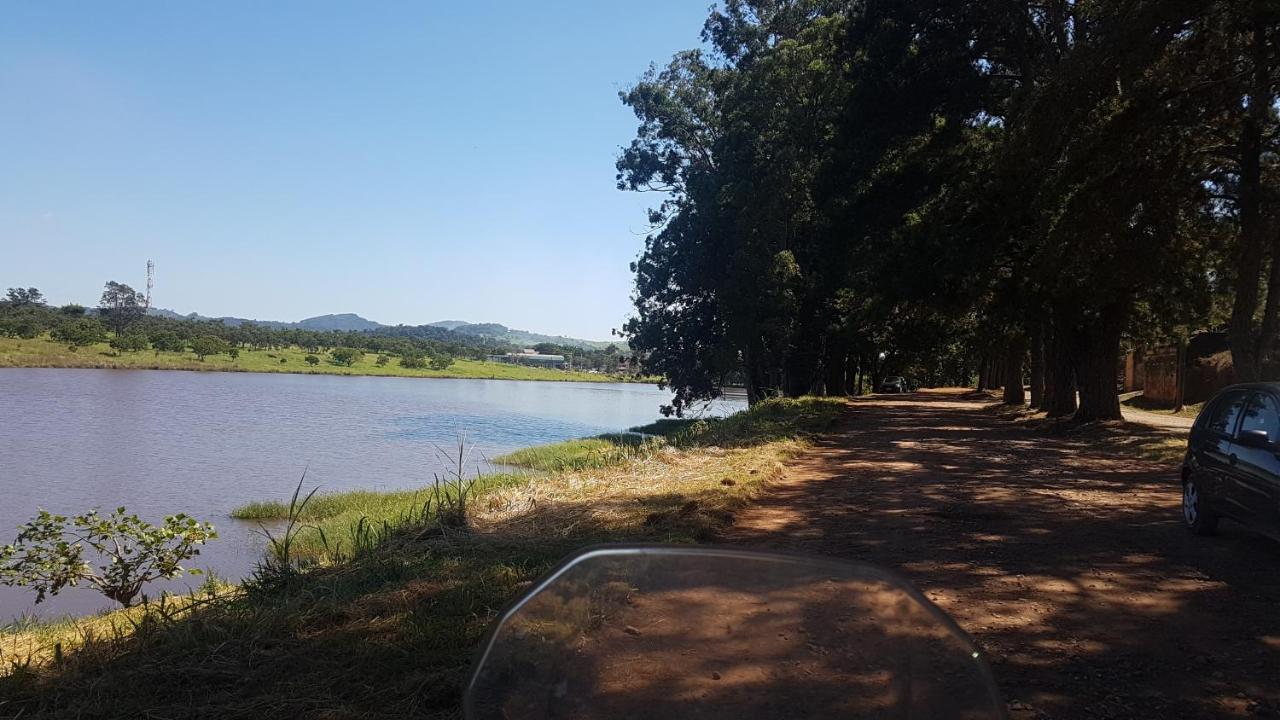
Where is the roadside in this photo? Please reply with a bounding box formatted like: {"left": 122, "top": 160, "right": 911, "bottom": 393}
{"left": 722, "top": 389, "right": 1280, "bottom": 719}
{"left": 0, "top": 398, "right": 842, "bottom": 718}
{"left": 0, "top": 336, "right": 644, "bottom": 384}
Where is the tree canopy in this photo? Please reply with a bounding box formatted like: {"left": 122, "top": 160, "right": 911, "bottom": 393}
{"left": 618, "top": 0, "right": 1278, "bottom": 421}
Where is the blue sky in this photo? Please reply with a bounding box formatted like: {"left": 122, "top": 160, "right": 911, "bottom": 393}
{"left": 0, "top": 1, "right": 710, "bottom": 340}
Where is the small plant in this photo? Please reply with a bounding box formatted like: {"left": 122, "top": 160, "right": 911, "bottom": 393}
{"left": 0, "top": 508, "right": 217, "bottom": 607}
{"left": 304, "top": 354, "right": 320, "bottom": 366}
{"left": 280, "top": 357, "right": 288, "bottom": 364}
{"left": 255, "top": 470, "right": 318, "bottom": 574}
{"left": 430, "top": 435, "right": 479, "bottom": 531}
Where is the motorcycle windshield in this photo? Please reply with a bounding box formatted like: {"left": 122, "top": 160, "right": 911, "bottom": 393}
{"left": 466, "top": 545, "right": 1005, "bottom": 719}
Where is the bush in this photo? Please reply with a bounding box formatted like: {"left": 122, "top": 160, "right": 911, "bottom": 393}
{"left": 228, "top": 347, "right": 240, "bottom": 360}
{"left": 330, "top": 347, "right": 362, "bottom": 366}
{"left": 399, "top": 352, "right": 426, "bottom": 369}
{"left": 305, "top": 354, "right": 320, "bottom": 366}
{"left": 429, "top": 352, "right": 456, "bottom": 371}
{"left": 189, "top": 335, "right": 230, "bottom": 360}
{"left": 0, "top": 508, "right": 216, "bottom": 607}
{"left": 375, "top": 354, "right": 390, "bottom": 366}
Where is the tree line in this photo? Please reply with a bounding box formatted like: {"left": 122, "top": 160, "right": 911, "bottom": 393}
{"left": 0, "top": 283, "right": 613, "bottom": 370}
{"left": 618, "top": 0, "right": 1277, "bottom": 420}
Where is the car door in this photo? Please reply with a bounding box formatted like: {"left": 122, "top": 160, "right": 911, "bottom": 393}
{"left": 1226, "top": 391, "right": 1280, "bottom": 531}
{"left": 1193, "top": 389, "right": 1248, "bottom": 514}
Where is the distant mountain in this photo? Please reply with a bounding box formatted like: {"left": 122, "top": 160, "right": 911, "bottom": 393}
{"left": 296, "top": 313, "right": 382, "bottom": 331}
{"left": 427, "top": 321, "right": 617, "bottom": 350}
{"left": 145, "top": 308, "right": 616, "bottom": 349}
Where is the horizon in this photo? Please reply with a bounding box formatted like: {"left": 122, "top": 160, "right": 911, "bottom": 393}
{"left": 0, "top": 2, "right": 710, "bottom": 339}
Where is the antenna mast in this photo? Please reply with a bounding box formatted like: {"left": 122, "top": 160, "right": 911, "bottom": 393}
{"left": 145, "top": 260, "right": 155, "bottom": 311}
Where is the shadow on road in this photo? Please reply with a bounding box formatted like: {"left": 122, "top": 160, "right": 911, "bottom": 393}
{"left": 722, "top": 389, "right": 1280, "bottom": 719}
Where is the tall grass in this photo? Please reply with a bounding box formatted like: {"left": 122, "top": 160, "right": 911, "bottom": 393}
{"left": 492, "top": 433, "right": 661, "bottom": 471}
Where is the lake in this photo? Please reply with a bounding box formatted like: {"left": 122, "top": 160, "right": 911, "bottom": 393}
{"left": 0, "top": 369, "right": 743, "bottom": 621}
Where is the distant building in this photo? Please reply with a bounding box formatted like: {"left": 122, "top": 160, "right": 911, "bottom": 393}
{"left": 487, "top": 349, "right": 566, "bottom": 369}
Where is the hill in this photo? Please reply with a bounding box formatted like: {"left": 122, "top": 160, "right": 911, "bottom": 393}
{"left": 144, "top": 308, "right": 615, "bottom": 349}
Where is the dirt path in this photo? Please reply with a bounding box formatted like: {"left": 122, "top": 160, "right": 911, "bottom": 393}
{"left": 722, "top": 389, "right": 1280, "bottom": 719}
{"left": 1122, "top": 405, "right": 1196, "bottom": 432}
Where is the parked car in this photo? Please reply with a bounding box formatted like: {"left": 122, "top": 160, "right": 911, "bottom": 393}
{"left": 1182, "top": 383, "right": 1280, "bottom": 540}
{"left": 878, "top": 376, "right": 907, "bottom": 393}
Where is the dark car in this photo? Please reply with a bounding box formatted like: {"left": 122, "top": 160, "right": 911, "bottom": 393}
{"left": 1182, "top": 383, "right": 1280, "bottom": 540}
{"left": 878, "top": 376, "right": 907, "bottom": 393}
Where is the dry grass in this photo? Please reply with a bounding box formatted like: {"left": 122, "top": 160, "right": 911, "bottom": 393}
{"left": 0, "top": 397, "right": 843, "bottom": 719}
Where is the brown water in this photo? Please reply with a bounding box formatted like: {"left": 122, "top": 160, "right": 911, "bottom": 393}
{"left": 0, "top": 369, "right": 742, "bottom": 621}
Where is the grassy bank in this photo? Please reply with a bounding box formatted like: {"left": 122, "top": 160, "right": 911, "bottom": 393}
{"left": 1121, "top": 393, "right": 1205, "bottom": 419}
{"left": 0, "top": 397, "right": 843, "bottom": 718}
{"left": 0, "top": 335, "right": 643, "bottom": 384}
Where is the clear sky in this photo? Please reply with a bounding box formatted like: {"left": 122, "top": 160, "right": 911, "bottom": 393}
{"left": 0, "top": 1, "right": 710, "bottom": 340}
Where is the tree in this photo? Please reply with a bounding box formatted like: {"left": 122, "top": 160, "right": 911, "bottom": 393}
{"left": 150, "top": 332, "right": 184, "bottom": 353}
{"left": 99, "top": 281, "right": 146, "bottom": 335}
{"left": 330, "top": 347, "right": 362, "bottom": 366}
{"left": 305, "top": 354, "right": 320, "bottom": 366}
{"left": 5, "top": 287, "right": 45, "bottom": 307}
{"left": 59, "top": 304, "right": 86, "bottom": 317}
{"left": 228, "top": 347, "right": 240, "bottom": 360}
{"left": 110, "top": 332, "right": 149, "bottom": 353}
{"left": 400, "top": 352, "right": 427, "bottom": 369}
{"left": 189, "top": 335, "right": 229, "bottom": 360}
{"left": 0, "top": 508, "right": 216, "bottom": 607}
{"left": 52, "top": 318, "right": 107, "bottom": 350}
{"left": 375, "top": 354, "right": 390, "bottom": 366}
{"left": 429, "top": 352, "right": 456, "bottom": 371}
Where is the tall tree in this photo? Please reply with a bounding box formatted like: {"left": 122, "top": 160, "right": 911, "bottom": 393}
{"left": 99, "top": 281, "right": 146, "bottom": 335}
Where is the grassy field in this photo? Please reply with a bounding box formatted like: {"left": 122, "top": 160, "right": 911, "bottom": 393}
{"left": 0, "top": 335, "right": 640, "bottom": 384}
{"left": 0, "top": 397, "right": 844, "bottom": 718}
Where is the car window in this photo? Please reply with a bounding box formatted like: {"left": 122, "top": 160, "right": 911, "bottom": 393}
{"left": 1207, "top": 391, "right": 1247, "bottom": 435}
{"left": 1238, "top": 393, "right": 1280, "bottom": 443}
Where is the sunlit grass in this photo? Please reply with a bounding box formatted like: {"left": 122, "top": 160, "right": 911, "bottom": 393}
{"left": 0, "top": 335, "right": 644, "bottom": 384}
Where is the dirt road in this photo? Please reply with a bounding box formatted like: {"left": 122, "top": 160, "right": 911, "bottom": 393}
{"left": 722, "top": 389, "right": 1280, "bottom": 719}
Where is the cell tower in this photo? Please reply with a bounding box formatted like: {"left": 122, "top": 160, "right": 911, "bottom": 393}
{"left": 145, "top": 260, "right": 155, "bottom": 311}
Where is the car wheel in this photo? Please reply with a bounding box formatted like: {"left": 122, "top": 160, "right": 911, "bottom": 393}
{"left": 1183, "top": 477, "right": 1219, "bottom": 536}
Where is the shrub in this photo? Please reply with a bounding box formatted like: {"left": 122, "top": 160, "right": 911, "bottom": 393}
{"left": 228, "top": 347, "right": 240, "bottom": 360}
{"left": 0, "top": 508, "right": 216, "bottom": 607}
{"left": 305, "top": 354, "right": 320, "bottom": 366}
{"left": 399, "top": 352, "right": 426, "bottom": 369}
{"left": 375, "top": 354, "right": 390, "bottom": 366}
{"left": 429, "top": 352, "right": 456, "bottom": 371}
{"left": 280, "top": 357, "right": 288, "bottom": 364}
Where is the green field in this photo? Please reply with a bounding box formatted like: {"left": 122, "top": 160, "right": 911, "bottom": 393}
{"left": 0, "top": 335, "right": 644, "bottom": 384}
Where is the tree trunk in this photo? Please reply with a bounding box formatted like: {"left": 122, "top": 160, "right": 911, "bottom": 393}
{"left": 1003, "top": 335, "right": 1027, "bottom": 406}
{"left": 1228, "top": 18, "right": 1271, "bottom": 383}
{"left": 825, "top": 349, "right": 847, "bottom": 397}
{"left": 1029, "top": 322, "right": 1046, "bottom": 410}
{"left": 1074, "top": 305, "right": 1126, "bottom": 422}
{"left": 1045, "top": 320, "right": 1078, "bottom": 418}
{"left": 976, "top": 354, "right": 988, "bottom": 391}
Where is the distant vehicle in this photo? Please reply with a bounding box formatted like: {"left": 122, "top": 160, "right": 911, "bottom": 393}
{"left": 1182, "top": 384, "right": 1280, "bottom": 540}
{"left": 878, "top": 376, "right": 907, "bottom": 393}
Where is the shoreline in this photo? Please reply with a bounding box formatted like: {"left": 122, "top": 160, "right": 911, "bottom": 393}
{"left": 0, "top": 336, "right": 657, "bottom": 385}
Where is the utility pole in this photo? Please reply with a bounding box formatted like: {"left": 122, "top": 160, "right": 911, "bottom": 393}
{"left": 145, "top": 260, "right": 155, "bottom": 311}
